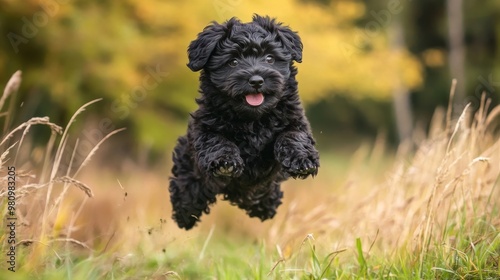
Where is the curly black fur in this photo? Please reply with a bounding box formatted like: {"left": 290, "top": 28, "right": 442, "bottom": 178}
{"left": 169, "top": 15, "right": 320, "bottom": 230}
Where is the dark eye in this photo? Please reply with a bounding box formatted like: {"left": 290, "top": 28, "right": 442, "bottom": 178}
{"left": 265, "top": 55, "right": 275, "bottom": 64}
{"left": 228, "top": 59, "right": 238, "bottom": 67}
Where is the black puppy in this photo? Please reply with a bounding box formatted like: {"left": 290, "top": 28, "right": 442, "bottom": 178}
{"left": 169, "top": 15, "right": 319, "bottom": 230}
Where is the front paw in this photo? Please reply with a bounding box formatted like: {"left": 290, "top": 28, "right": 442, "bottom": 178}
{"left": 275, "top": 132, "right": 320, "bottom": 180}
{"left": 283, "top": 156, "right": 319, "bottom": 179}
{"left": 279, "top": 144, "right": 319, "bottom": 179}
{"left": 210, "top": 157, "right": 244, "bottom": 178}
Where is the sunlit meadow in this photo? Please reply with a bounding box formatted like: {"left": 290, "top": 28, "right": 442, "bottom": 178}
{"left": 0, "top": 72, "right": 499, "bottom": 279}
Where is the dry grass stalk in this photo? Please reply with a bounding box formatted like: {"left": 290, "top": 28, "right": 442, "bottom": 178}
{"left": 485, "top": 105, "right": 500, "bottom": 131}
{"left": 39, "top": 131, "right": 59, "bottom": 183}
{"left": 0, "top": 70, "right": 22, "bottom": 112}
{"left": 66, "top": 138, "right": 80, "bottom": 177}
{"left": 51, "top": 238, "right": 93, "bottom": 251}
{"left": 53, "top": 176, "right": 94, "bottom": 198}
{"left": 16, "top": 238, "right": 92, "bottom": 251}
{"left": 0, "top": 174, "right": 94, "bottom": 199}
{"left": 50, "top": 98, "right": 103, "bottom": 181}
{"left": 73, "top": 127, "right": 126, "bottom": 177}
{"left": 0, "top": 117, "right": 62, "bottom": 146}
{"left": 445, "top": 78, "right": 457, "bottom": 135}
{"left": 0, "top": 141, "right": 18, "bottom": 169}
{"left": 446, "top": 103, "right": 471, "bottom": 154}
{"left": 0, "top": 182, "right": 46, "bottom": 199}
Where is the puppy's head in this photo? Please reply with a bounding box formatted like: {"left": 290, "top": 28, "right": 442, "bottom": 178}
{"left": 187, "top": 14, "right": 302, "bottom": 118}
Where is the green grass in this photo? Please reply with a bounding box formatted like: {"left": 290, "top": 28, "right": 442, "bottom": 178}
{"left": 4, "top": 221, "right": 498, "bottom": 279}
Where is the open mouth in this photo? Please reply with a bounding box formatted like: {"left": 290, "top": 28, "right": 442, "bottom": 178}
{"left": 245, "top": 93, "right": 264, "bottom": 106}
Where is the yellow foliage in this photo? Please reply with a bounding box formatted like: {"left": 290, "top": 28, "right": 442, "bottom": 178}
{"left": 422, "top": 48, "right": 446, "bottom": 67}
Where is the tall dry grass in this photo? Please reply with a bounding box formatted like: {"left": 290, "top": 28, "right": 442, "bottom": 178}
{"left": 267, "top": 83, "right": 499, "bottom": 275}
{"left": 0, "top": 71, "right": 124, "bottom": 271}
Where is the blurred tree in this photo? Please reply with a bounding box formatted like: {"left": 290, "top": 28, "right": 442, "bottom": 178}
{"left": 340, "top": 0, "right": 498, "bottom": 140}
{"left": 390, "top": 20, "right": 413, "bottom": 143}
{"left": 446, "top": 0, "right": 466, "bottom": 113}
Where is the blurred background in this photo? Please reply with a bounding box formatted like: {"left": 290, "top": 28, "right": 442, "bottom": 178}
{"left": 1, "top": 2, "right": 500, "bottom": 276}
{"left": 1, "top": 0, "right": 499, "bottom": 166}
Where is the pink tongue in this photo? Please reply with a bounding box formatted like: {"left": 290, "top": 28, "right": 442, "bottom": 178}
{"left": 245, "top": 93, "right": 264, "bottom": 106}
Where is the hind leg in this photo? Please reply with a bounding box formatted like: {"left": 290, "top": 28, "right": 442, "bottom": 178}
{"left": 169, "top": 175, "right": 217, "bottom": 230}
{"left": 247, "top": 182, "right": 284, "bottom": 220}
{"left": 224, "top": 181, "right": 284, "bottom": 221}
{"left": 169, "top": 136, "right": 217, "bottom": 230}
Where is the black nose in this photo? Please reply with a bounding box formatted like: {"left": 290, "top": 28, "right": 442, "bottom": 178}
{"left": 249, "top": 75, "right": 264, "bottom": 88}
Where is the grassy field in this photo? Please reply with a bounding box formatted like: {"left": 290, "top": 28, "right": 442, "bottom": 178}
{"left": 1, "top": 71, "right": 499, "bottom": 279}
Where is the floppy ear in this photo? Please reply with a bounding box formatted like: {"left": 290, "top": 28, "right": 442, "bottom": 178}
{"left": 277, "top": 24, "right": 303, "bottom": 63}
{"left": 187, "top": 23, "right": 225, "bottom": 71}
{"left": 187, "top": 18, "right": 239, "bottom": 71}
{"left": 252, "top": 14, "right": 303, "bottom": 63}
